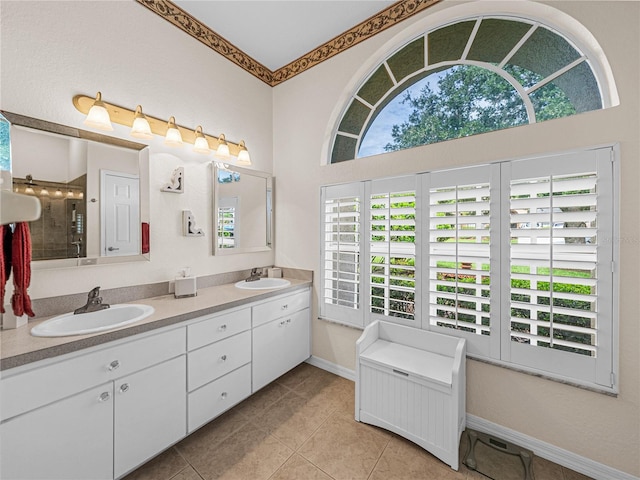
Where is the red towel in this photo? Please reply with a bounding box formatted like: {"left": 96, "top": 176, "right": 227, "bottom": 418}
{"left": 10, "top": 222, "right": 34, "bottom": 317}
{"left": 141, "top": 222, "right": 150, "bottom": 254}
{"left": 0, "top": 224, "right": 11, "bottom": 314}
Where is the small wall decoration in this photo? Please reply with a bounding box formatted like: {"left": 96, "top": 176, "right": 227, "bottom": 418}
{"left": 162, "top": 167, "right": 184, "bottom": 193}
{"left": 182, "top": 210, "right": 204, "bottom": 237}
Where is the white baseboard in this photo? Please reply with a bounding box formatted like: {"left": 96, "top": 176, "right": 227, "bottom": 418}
{"left": 466, "top": 415, "right": 638, "bottom": 480}
{"left": 305, "top": 355, "right": 355, "bottom": 381}
{"left": 306, "top": 356, "right": 638, "bottom": 480}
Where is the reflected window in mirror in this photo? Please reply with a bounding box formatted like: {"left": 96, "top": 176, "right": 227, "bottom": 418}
{"left": 213, "top": 164, "right": 273, "bottom": 255}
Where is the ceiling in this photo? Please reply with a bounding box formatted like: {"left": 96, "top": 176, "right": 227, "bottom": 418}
{"left": 173, "top": 1, "right": 396, "bottom": 72}
{"left": 137, "top": 0, "right": 442, "bottom": 86}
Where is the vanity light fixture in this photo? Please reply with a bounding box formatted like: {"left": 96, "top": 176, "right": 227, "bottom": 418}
{"left": 164, "top": 116, "right": 183, "bottom": 146}
{"left": 55, "top": 188, "right": 63, "bottom": 197}
{"left": 215, "top": 133, "right": 231, "bottom": 159}
{"left": 24, "top": 185, "right": 34, "bottom": 195}
{"left": 193, "top": 126, "right": 211, "bottom": 154}
{"left": 73, "top": 92, "right": 252, "bottom": 163}
{"left": 130, "top": 105, "right": 153, "bottom": 139}
{"left": 83, "top": 92, "right": 113, "bottom": 131}
{"left": 67, "top": 190, "right": 74, "bottom": 198}
{"left": 40, "top": 187, "right": 49, "bottom": 196}
{"left": 236, "top": 140, "right": 252, "bottom": 166}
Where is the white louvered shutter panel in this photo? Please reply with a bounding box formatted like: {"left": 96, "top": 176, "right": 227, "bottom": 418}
{"left": 321, "top": 183, "right": 365, "bottom": 327}
{"left": 504, "top": 148, "right": 614, "bottom": 387}
{"left": 368, "top": 176, "right": 417, "bottom": 326}
{"left": 425, "top": 165, "right": 500, "bottom": 358}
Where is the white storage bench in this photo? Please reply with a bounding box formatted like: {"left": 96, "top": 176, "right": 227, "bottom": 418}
{"left": 355, "top": 321, "right": 466, "bottom": 470}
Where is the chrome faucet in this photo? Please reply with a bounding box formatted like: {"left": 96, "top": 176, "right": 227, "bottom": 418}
{"left": 246, "top": 268, "right": 262, "bottom": 282}
{"left": 74, "top": 286, "right": 110, "bottom": 314}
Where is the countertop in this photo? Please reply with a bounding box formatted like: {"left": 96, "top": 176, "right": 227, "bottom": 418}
{"left": 0, "top": 278, "right": 311, "bottom": 371}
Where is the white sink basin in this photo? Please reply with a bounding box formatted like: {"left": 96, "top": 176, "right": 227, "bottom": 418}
{"left": 31, "top": 304, "right": 155, "bottom": 337}
{"left": 235, "top": 278, "right": 291, "bottom": 290}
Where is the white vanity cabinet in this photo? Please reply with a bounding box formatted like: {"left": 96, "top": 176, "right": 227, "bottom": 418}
{"left": 252, "top": 289, "right": 311, "bottom": 392}
{"left": 0, "top": 283, "right": 313, "bottom": 480}
{"left": 114, "top": 355, "right": 186, "bottom": 478}
{"left": 0, "top": 382, "right": 114, "bottom": 480}
{"left": 0, "top": 327, "right": 186, "bottom": 480}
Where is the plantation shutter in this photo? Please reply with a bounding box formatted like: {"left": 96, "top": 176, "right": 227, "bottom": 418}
{"left": 320, "top": 183, "right": 365, "bottom": 327}
{"left": 367, "top": 176, "right": 417, "bottom": 326}
{"left": 503, "top": 148, "right": 615, "bottom": 387}
{"left": 424, "top": 165, "right": 501, "bottom": 358}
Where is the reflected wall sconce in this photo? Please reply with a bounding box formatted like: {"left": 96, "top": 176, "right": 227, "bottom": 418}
{"left": 73, "top": 92, "right": 251, "bottom": 165}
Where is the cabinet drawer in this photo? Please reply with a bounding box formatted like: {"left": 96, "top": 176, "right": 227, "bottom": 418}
{"left": 1, "top": 327, "right": 185, "bottom": 421}
{"left": 188, "top": 330, "right": 251, "bottom": 391}
{"left": 252, "top": 289, "right": 310, "bottom": 328}
{"left": 188, "top": 364, "right": 251, "bottom": 433}
{"left": 188, "top": 307, "right": 251, "bottom": 351}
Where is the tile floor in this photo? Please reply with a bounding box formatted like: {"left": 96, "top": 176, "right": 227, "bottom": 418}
{"left": 124, "top": 363, "right": 593, "bottom": 480}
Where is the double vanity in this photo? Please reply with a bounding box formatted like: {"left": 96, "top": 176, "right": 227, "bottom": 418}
{"left": 0, "top": 277, "right": 311, "bottom": 480}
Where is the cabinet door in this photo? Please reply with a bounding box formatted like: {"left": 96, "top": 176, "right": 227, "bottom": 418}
{"left": 252, "top": 308, "right": 310, "bottom": 392}
{"left": 0, "top": 383, "right": 113, "bottom": 480}
{"left": 114, "top": 355, "right": 187, "bottom": 478}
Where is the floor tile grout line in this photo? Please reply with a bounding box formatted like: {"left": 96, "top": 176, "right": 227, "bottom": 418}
{"left": 365, "top": 435, "right": 393, "bottom": 480}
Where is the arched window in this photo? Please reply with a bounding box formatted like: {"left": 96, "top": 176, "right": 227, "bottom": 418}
{"left": 331, "top": 16, "right": 610, "bottom": 163}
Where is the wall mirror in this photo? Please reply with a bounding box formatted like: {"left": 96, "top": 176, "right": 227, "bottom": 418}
{"left": 213, "top": 163, "right": 272, "bottom": 255}
{"left": 1, "top": 111, "right": 150, "bottom": 269}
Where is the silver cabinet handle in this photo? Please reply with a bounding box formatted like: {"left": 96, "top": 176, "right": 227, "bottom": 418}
{"left": 286, "top": 319, "right": 291, "bottom": 324}
{"left": 220, "top": 355, "right": 227, "bottom": 362}
{"left": 279, "top": 320, "right": 286, "bottom": 326}
{"left": 108, "top": 360, "right": 120, "bottom": 371}
{"left": 108, "top": 246, "right": 119, "bottom": 251}
{"left": 281, "top": 304, "right": 289, "bottom": 310}
{"left": 219, "top": 324, "right": 227, "bottom": 331}
{"left": 119, "top": 383, "right": 130, "bottom": 394}
{"left": 221, "top": 392, "right": 228, "bottom": 399}
{"left": 98, "top": 392, "right": 111, "bottom": 402}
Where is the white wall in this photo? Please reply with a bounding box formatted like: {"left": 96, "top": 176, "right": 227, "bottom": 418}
{"left": 1, "top": 0, "right": 275, "bottom": 298}
{"left": 273, "top": 0, "right": 639, "bottom": 477}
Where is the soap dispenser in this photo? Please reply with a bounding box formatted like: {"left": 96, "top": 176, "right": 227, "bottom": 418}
{"left": 175, "top": 268, "right": 197, "bottom": 298}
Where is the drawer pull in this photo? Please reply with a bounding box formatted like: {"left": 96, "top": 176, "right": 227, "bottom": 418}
{"left": 281, "top": 304, "right": 289, "bottom": 310}
{"left": 220, "top": 355, "right": 227, "bottom": 362}
{"left": 221, "top": 392, "right": 228, "bottom": 399}
{"left": 98, "top": 392, "right": 111, "bottom": 402}
{"left": 108, "top": 360, "right": 120, "bottom": 371}
{"left": 286, "top": 319, "right": 291, "bottom": 324}
{"left": 393, "top": 369, "right": 409, "bottom": 377}
{"left": 119, "top": 383, "right": 130, "bottom": 394}
{"left": 219, "top": 324, "right": 227, "bottom": 332}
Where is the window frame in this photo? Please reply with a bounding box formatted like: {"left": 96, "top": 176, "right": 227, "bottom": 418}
{"left": 319, "top": 145, "right": 619, "bottom": 393}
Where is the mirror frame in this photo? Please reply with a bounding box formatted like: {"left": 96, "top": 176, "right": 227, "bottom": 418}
{"left": 213, "top": 163, "right": 273, "bottom": 255}
{"left": 1, "top": 111, "right": 151, "bottom": 269}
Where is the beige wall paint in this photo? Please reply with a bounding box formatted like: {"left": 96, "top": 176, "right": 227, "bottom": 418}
{"left": 1, "top": 0, "right": 275, "bottom": 299}
{"left": 273, "top": 1, "right": 639, "bottom": 476}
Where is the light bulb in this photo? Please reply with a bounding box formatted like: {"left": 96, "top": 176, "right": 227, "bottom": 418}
{"left": 130, "top": 105, "right": 153, "bottom": 139}
{"left": 193, "top": 126, "right": 210, "bottom": 154}
{"left": 83, "top": 92, "right": 113, "bottom": 131}
{"left": 215, "top": 133, "right": 230, "bottom": 159}
{"left": 236, "top": 140, "right": 252, "bottom": 166}
{"left": 164, "top": 116, "right": 183, "bottom": 147}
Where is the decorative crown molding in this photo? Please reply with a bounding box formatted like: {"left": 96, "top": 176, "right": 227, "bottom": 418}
{"left": 135, "top": 0, "right": 441, "bottom": 86}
